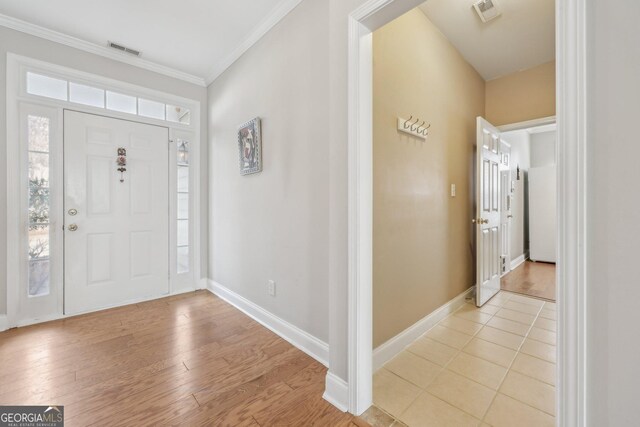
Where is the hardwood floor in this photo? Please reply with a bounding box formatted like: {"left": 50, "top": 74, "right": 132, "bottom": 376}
{"left": 501, "top": 260, "right": 556, "bottom": 301}
{"left": 0, "top": 291, "right": 366, "bottom": 426}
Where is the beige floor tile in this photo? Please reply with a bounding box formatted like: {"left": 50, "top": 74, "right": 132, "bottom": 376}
{"left": 544, "top": 301, "right": 556, "bottom": 310}
{"left": 391, "top": 422, "right": 409, "bottom": 427}
{"left": 503, "top": 300, "right": 542, "bottom": 315}
{"left": 446, "top": 352, "right": 508, "bottom": 390}
{"left": 385, "top": 351, "right": 442, "bottom": 389}
{"left": 477, "top": 304, "right": 501, "bottom": 315}
{"left": 534, "top": 317, "right": 557, "bottom": 332}
{"left": 538, "top": 308, "right": 557, "bottom": 320}
{"left": 373, "top": 369, "right": 421, "bottom": 418}
{"left": 511, "top": 353, "right": 556, "bottom": 385}
{"left": 500, "top": 371, "right": 556, "bottom": 415}
{"left": 407, "top": 336, "right": 459, "bottom": 367}
{"left": 400, "top": 392, "right": 481, "bottom": 427}
{"left": 439, "top": 315, "right": 484, "bottom": 336}
{"left": 494, "top": 308, "right": 536, "bottom": 325}
{"left": 359, "top": 406, "right": 396, "bottom": 427}
{"left": 508, "top": 294, "right": 546, "bottom": 308}
{"left": 486, "top": 316, "right": 531, "bottom": 336}
{"left": 453, "top": 305, "right": 494, "bottom": 324}
{"left": 476, "top": 326, "right": 525, "bottom": 351}
{"left": 520, "top": 338, "right": 556, "bottom": 363}
{"left": 425, "top": 325, "right": 473, "bottom": 350}
{"left": 463, "top": 338, "right": 517, "bottom": 368}
{"left": 527, "top": 327, "right": 557, "bottom": 346}
{"left": 426, "top": 370, "right": 496, "bottom": 419}
{"left": 484, "top": 394, "right": 555, "bottom": 427}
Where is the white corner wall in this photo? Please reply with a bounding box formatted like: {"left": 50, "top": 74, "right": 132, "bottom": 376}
{"left": 0, "top": 26, "right": 208, "bottom": 318}
{"left": 208, "top": 0, "right": 330, "bottom": 344}
{"left": 587, "top": 0, "right": 640, "bottom": 424}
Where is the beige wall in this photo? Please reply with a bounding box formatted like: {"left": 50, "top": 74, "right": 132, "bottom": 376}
{"left": 372, "top": 9, "right": 485, "bottom": 347}
{"left": 485, "top": 61, "right": 556, "bottom": 126}
{"left": 208, "top": 0, "right": 330, "bottom": 342}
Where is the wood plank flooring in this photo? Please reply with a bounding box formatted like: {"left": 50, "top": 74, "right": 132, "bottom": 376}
{"left": 0, "top": 291, "right": 366, "bottom": 426}
{"left": 501, "top": 260, "right": 556, "bottom": 301}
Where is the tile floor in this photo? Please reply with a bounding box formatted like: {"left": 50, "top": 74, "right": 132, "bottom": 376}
{"left": 369, "top": 291, "right": 556, "bottom": 427}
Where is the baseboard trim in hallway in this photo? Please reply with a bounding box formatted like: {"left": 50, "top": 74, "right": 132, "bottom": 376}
{"left": 372, "top": 286, "right": 475, "bottom": 371}
{"left": 206, "top": 280, "right": 329, "bottom": 366}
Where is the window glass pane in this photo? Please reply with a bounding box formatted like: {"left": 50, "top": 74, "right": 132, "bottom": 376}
{"left": 29, "top": 152, "right": 50, "bottom": 182}
{"left": 177, "top": 166, "right": 189, "bottom": 192}
{"left": 28, "top": 115, "right": 50, "bottom": 152}
{"left": 176, "top": 139, "right": 189, "bottom": 165}
{"left": 177, "top": 193, "right": 189, "bottom": 220}
{"left": 138, "top": 98, "right": 165, "bottom": 120}
{"left": 69, "top": 82, "right": 104, "bottom": 108}
{"left": 106, "top": 91, "right": 137, "bottom": 114}
{"left": 28, "top": 226, "right": 50, "bottom": 296}
{"left": 177, "top": 246, "right": 189, "bottom": 274}
{"left": 177, "top": 219, "right": 189, "bottom": 246}
{"left": 29, "top": 184, "right": 50, "bottom": 227}
{"left": 29, "top": 260, "right": 50, "bottom": 297}
{"left": 166, "top": 104, "right": 190, "bottom": 124}
{"left": 26, "top": 72, "right": 67, "bottom": 101}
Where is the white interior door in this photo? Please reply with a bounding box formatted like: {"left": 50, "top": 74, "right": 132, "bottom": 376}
{"left": 499, "top": 141, "right": 512, "bottom": 276}
{"left": 64, "top": 111, "right": 169, "bottom": 315}
{"left": 476, "top": 117, "right": 502, "bottom": 306}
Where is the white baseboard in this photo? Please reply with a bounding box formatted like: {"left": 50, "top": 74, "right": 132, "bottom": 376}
{"left": 0, "top": 315, "right": 7, "bottom": 332}
{"left": 510, "top": 252, "right": 529, "bottom": 270}
{"left": 207, "top": 280, "right": 329, "bottom": 367}
{"left": 323, "top": 372, "right": 349, "bottom": 412}
{"left": 372, "top": 286, "right": 475, "bottom": 371}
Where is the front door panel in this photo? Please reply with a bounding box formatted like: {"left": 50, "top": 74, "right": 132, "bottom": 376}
{"left": 64, "top": 111, "right": 169, "bottom": 315}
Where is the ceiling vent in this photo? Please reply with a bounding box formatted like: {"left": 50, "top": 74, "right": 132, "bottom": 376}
{"left": 473, "top": 0, "right": 502, "bottom": 23}
{"left": 108, "top": 41, "right": 141, "bottom": 57}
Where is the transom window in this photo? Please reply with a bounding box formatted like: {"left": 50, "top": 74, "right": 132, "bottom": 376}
{"left": 26, "top": 71, "right": 191, "bottom": 125}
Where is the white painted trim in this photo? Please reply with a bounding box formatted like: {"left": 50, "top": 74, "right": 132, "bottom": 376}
{"left": 498, "top": 116, "right": 557, "bottom": 132}
{"left": 0, "top": 13, "right": 206, "bottom": 87}
{"left": 556, "top": 0, "right": 587, "bottom": 424}
{"left": 207, "top": 280, "right": 329, "bottom": 367}
{"left": 0, "top": 315, "right": 7, "bottom": 332}
{"left": 510, "top": 252, "right": 529, "bottom": 270}
{"left": 373, "top": 287, "right": 474, "bottom": 371}
{"left": 346, "top": 0, "right": 587, "bottom": 423}
{"left": 205, "top": 0, "right": 303, "bottom": 84}
{"left": 323, "top": 372, "right": 349, "bottom": 413}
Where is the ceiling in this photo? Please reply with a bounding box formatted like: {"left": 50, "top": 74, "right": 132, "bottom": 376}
{"left": 0, "top": 0, "right": 302, "bottom": 86}
{"left": 419, "top": 0, "right": 555, "bottom": 80}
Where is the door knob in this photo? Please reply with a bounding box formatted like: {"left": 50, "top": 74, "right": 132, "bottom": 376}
{"left": 507, "top": 215, "right": 513, "bottom": 218}
{"left": 68, "top": 208, "right": 78, "bottom": 216}
{"left": 68, "top": 224, "right": 78, "bottom": 232}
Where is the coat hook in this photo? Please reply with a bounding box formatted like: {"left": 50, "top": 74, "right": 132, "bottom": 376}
{"left": 416, "top": 120, "right": 426, "bottom": 132}
{"left": 404, "top": 115, "right": 413, "bottom": 129}
{"left": 410, "top": 117, "right": 420, "bottom": 131}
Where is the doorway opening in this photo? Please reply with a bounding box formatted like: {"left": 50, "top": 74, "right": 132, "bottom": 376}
{"left": 344, "top": 0, "right": 586, "bottom": 423}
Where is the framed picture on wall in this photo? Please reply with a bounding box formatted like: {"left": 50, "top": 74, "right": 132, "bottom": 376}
{"left": 238, "top": 117, "right": 262, "bottom": 175}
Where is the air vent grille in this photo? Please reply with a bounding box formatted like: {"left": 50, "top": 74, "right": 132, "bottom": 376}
{"left": 473, "top": 0, "right": 502, "bottom": 23}
{"left": 108, "top": 41, "right": 141, "bottom": 57}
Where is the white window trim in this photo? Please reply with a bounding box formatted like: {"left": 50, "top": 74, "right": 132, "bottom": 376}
{"left": 6, "top": 53, "right": 203, "bottom": 327}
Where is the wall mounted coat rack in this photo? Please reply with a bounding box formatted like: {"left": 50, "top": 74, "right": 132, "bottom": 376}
{"left": 397, "top": 116, "right": 430, "bottom": 140}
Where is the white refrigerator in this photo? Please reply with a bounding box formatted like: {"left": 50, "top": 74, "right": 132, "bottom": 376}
{"left": 528, "top": 165, "right": 557, "bottom": 263}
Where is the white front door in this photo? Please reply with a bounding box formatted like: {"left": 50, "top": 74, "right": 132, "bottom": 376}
{"left": 64, "top": 111, "right": 169, "bottom": 315}
{"left": 476, "top": 117, "right": 502, "bottom": 306}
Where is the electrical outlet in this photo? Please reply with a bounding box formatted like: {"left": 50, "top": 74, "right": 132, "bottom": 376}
{"left": 267, "top": 280, "right": 276, "bottom": 297}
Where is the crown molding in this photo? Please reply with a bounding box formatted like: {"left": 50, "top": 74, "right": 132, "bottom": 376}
{"left": 0, "top": 13, "right": 207, "bottom": 87}
{"left": 205, "top": 0, "right": 304, "bottom": 85}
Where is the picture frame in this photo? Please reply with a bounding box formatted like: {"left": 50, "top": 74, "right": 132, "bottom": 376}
{"left": 238, "top": 117, "right": 262, "bottom": 175}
